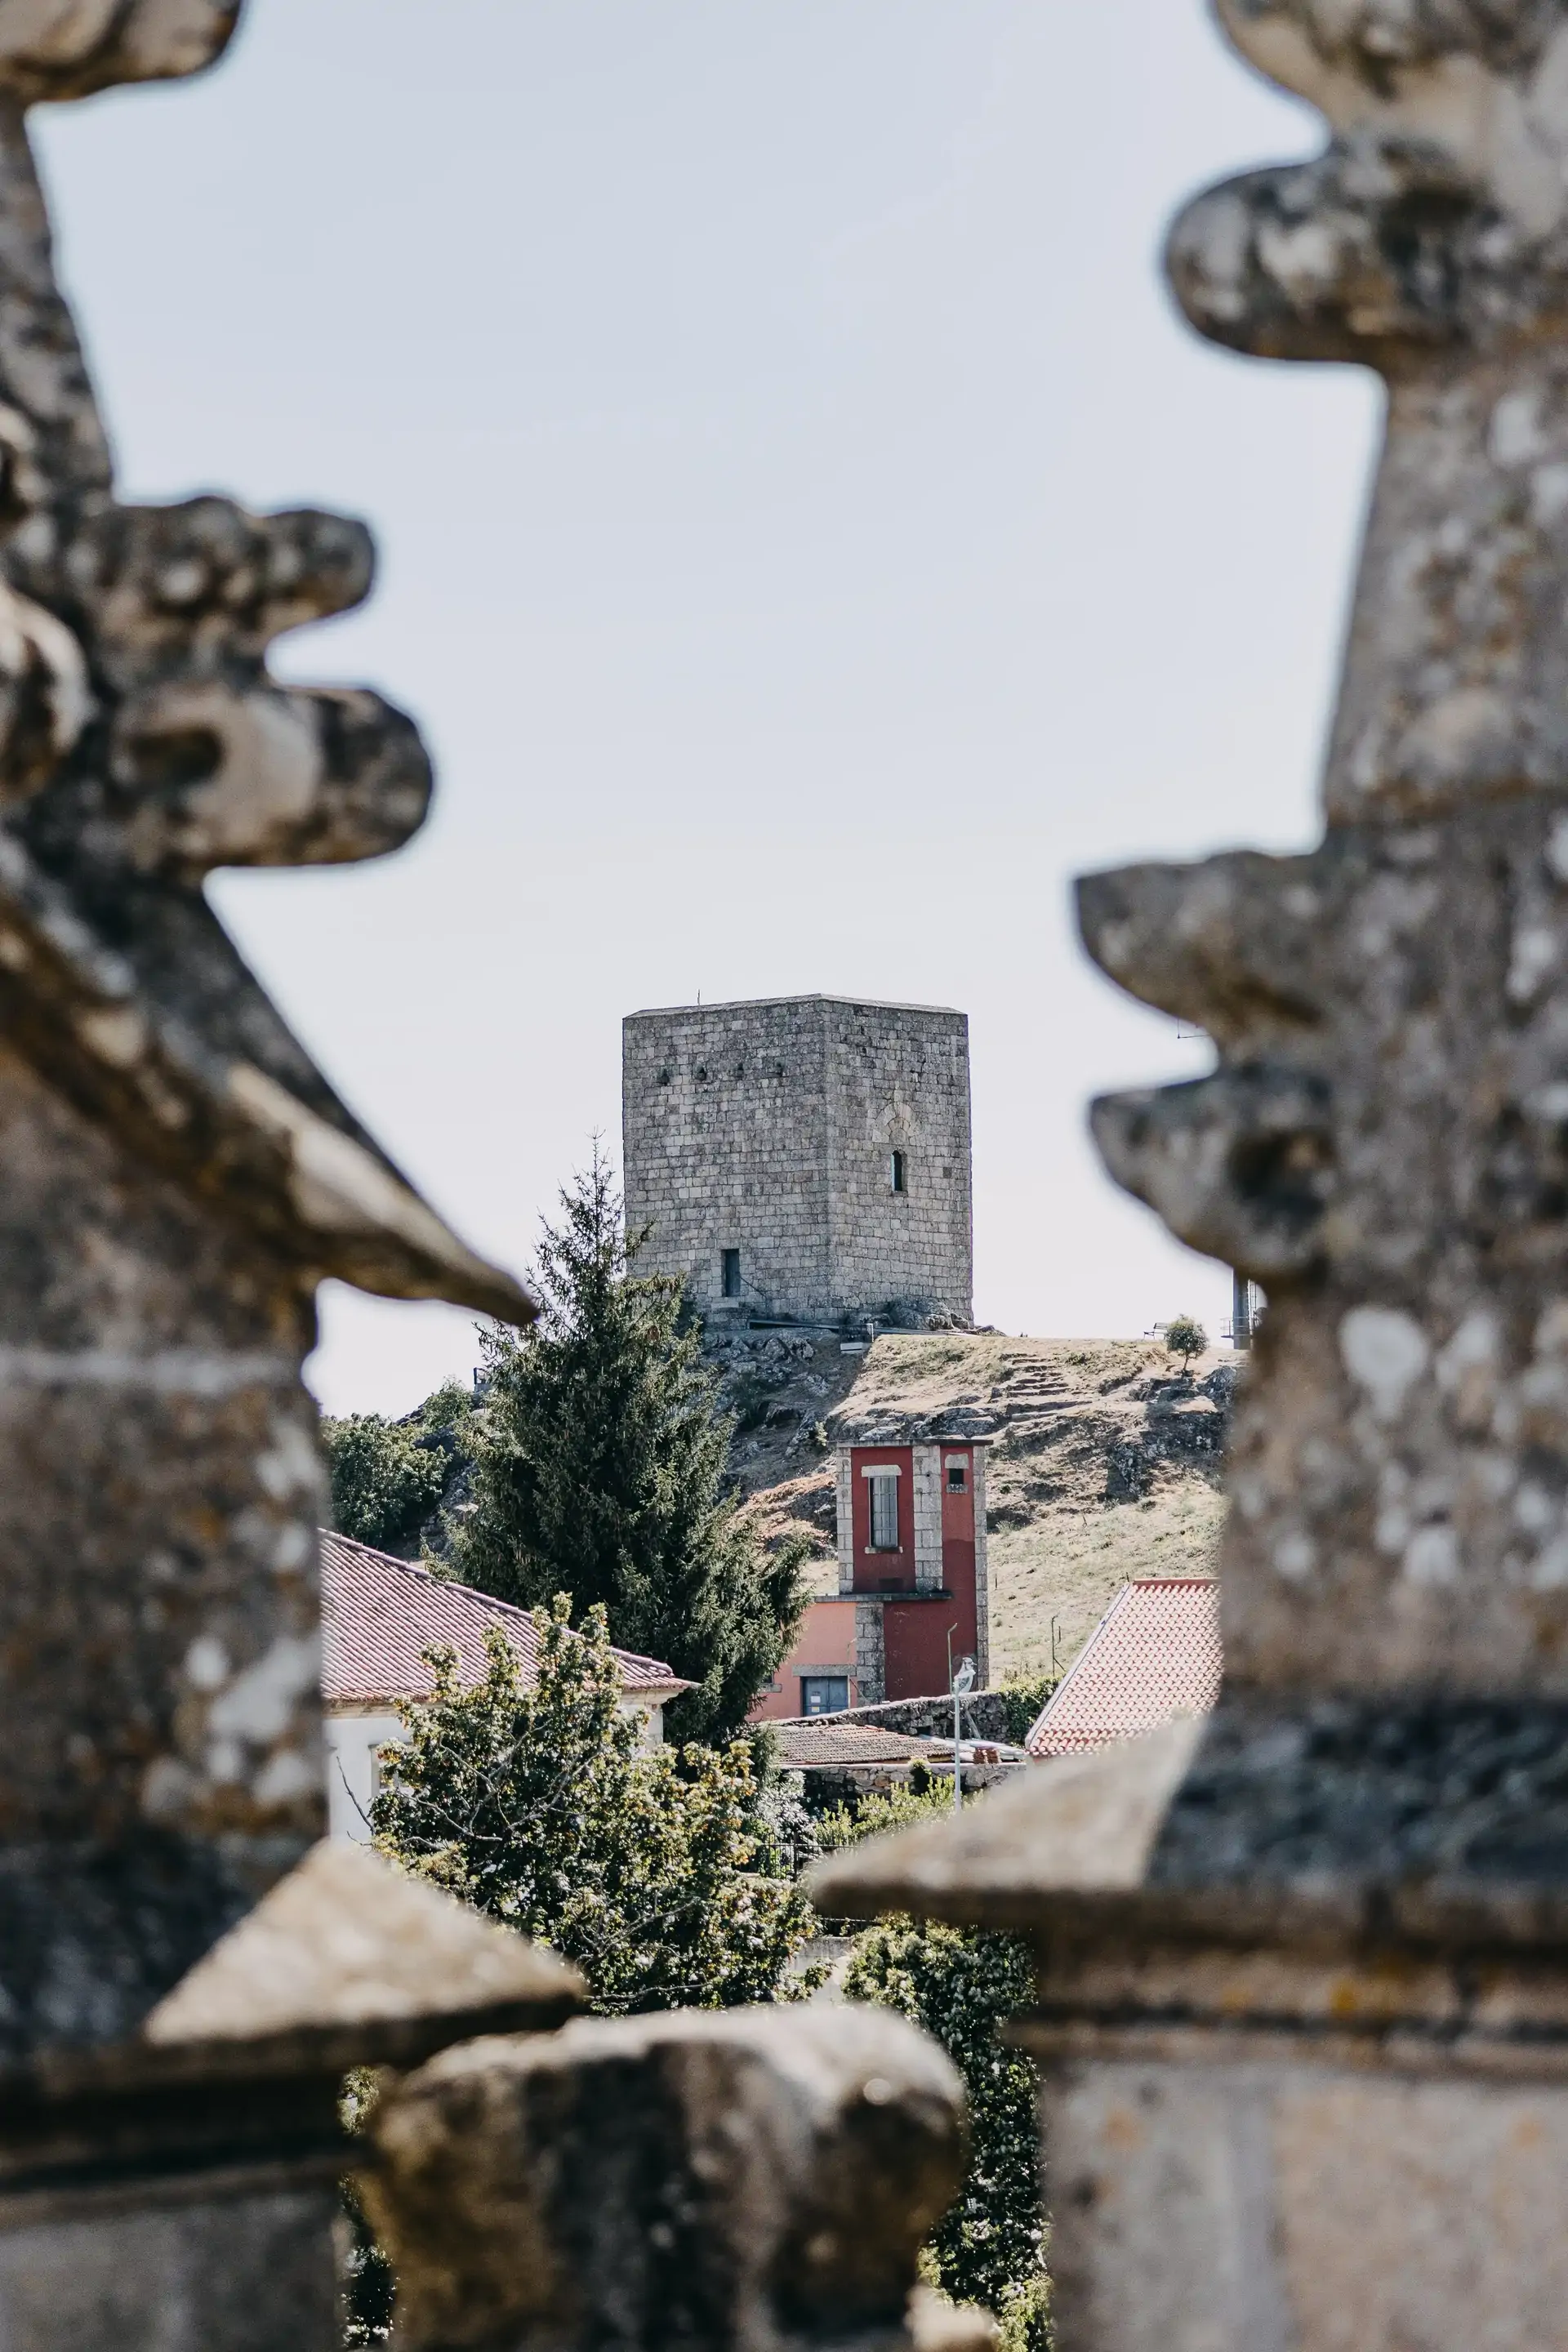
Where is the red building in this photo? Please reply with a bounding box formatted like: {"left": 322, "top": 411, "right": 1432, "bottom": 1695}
{"left": 751, "top": 1439, "right": 990, "bottom": 1719}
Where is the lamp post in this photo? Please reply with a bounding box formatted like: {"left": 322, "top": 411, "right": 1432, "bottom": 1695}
{"left": 950, "top": 1654, "right": 975, "bottom": 1816}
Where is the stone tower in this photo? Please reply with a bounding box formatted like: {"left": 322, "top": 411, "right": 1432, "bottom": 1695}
{"left": 621, "top": 995, "right": 972, "bottom": 1326}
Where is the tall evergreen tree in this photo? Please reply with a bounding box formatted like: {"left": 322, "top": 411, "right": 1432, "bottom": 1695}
{"left": 452, "top": 1149, "right": 808, "bottom": 1744}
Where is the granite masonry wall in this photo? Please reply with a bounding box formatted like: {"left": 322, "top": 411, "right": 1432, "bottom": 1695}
{"left": 822, "top": 1001, "right": 972, "bottom": 1324}
{"left": 912, "top": 1446, "right": 944, "bottom": 1595}
{"left": 972, "top": 1447, "right": 991, "bottom": 1687}
{"left": 622, "top": 996, "right": 972, "bottom": 1325}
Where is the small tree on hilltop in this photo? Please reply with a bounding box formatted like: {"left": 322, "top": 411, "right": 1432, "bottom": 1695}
{"left": 452, "top": 1147, "right": 808, "bottom": 1744}
{"left": 1165, "top": 1313, "right": 1207, "bottom": 1375}
{"left": 323, "top": 1413, "right": 449, "bottom": 1557}
{"left": 371, "top": 1597, "right": 813, "bottom": 2012}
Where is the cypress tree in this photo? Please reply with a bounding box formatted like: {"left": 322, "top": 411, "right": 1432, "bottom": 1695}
{"left": 452, "top": 1148, "right": 808, "bottom": 1744}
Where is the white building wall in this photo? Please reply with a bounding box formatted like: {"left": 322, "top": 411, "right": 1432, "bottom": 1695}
{"left": 326, "top": 1698, "right": 668, "bottom": 1842}
{"left": 326, "top": 1708, "right": 402, "bottom": 1844}
{"left": 911, "top": 1444, "right": 944, "bottom": 1592}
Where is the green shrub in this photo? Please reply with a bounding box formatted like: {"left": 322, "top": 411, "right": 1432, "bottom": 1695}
{"left": 996, "top": 1677, "right": 1056, "bottom": 1748}
{"left": 371, "top": 1597, "right": 814, "bottom": 2013}
{"left": 844, "top": 1919, "right": 1049, "bottom": 2344}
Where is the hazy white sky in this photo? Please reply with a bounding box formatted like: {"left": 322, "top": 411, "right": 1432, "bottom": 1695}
{"left": 36, "top": 1, "right": 1379, "bottom": 1415}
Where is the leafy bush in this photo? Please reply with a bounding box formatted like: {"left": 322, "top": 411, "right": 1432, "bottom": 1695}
{"left": 814, "top": 1782, "right": 956, "bottom": 1853}
{"left": 844, "top": 1921, "right": 1049, "bottom": 2349}
{"left": 819, "top": 1792, "right": 1052, "bottom": 2349}
{"left": 996, "top": 2274, "right": 1054, "bottom": 2352}
{"left": 371, "top": 1595, "right": 815, "bottom": 2013}
{"left": 323, "top": 1380, "right": 477, "bottom": 1560}
{"left": 996, "top": 1677, "right": 1056, "bottom": 1748}
{"left": 322, "top": 1412, "right": 451, "bottom": 1557}
{"left": 339, "top": 2071, "right": 394, "bottom": 2345}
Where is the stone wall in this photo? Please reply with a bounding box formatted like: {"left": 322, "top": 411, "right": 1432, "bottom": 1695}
{"left": 623, "top": 997, "right": 832, "bottom": 1321}
{"left": 853, "top": 1597, "right": 887, "bottom": 1706}
{"left": 912, "top": 1444, "right": 945, "bottom": 1594}
{"left": 823, "top": 1002, "right": 972, "bottom": 1323}
{"left": 622, "top": 996, "right": 971, "bottom": 1325}
{"left": 972, "top": 1448, "right": 991, "bottom": 1688}
{"left": 796, "top": 1690, "right": 1024, "bottom": 1744}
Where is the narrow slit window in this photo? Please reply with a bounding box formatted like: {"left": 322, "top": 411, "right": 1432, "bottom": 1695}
{"left": 889, "top": 1151, "right": 906, "bottom": 1194}
{"left": 721, "top": 1248, "right": 741, "bottom": 1298}
{"left": 869, "top": 1472, "right": 900, "bottom": 1551}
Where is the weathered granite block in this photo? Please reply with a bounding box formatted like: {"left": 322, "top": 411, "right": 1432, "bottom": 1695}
{"left": 363, "top": 2007, "right": 969, "bottom": 2352}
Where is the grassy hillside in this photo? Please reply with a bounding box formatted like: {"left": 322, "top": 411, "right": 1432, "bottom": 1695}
{"left": 723, "top": 1330, "right": 1232, "bottom": 1685}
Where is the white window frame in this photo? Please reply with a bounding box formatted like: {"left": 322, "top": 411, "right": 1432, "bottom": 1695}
{"left": 865, "top": 1468, "right": 901, "bottom": 1552}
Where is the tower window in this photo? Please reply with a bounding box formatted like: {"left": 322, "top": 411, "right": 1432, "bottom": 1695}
{"left": 946, "top": 1459, "right": 968, "bottom": 1493}
{"left": 889, "top": 1151, "right": 906, "bottom": 1194}
{"left": 868, "top": 1472, "right": 900, "bottom": 1551}
{"left": 721, "top": 1248, "right": 742, "bottom": 1299}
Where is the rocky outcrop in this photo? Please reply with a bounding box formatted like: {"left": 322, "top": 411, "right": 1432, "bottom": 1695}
{"left": 732, "top": 1334, "right": 1237, "bottom": 1557}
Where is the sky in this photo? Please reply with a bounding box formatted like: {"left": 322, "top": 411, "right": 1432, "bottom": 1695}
{"left": 33, "top": 0, "right": 1379, "bottom": 1416}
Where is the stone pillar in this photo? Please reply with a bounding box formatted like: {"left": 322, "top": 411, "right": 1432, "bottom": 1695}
{"left": 0, "top": 13, "right": 553, "bottom": 2346}
{"left": 1231, "top": 1269, "right": 1253, "bottom": 1351}
{"left": 813, "top": 7, "right": 1568, "bottom": 2347}
{"left": 912, "top": 1442, "right": 945, "bottom": 1592}
{"left": 971, "top": 1444, "right": 991, "bottom": 1687}
{"left": 853, "top": 1597, "right": 886, "bottom": 1706}
{"left": 836, "top": 1446, "right": 856, "bottom": 1593}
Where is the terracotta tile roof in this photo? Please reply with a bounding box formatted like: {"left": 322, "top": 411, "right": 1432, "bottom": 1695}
{"left": 319, "top": 1530, "right": 688, "bottom": 1708}
{"left": 1026, "top": 1577, "right": 1222, "bottom": 1759}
